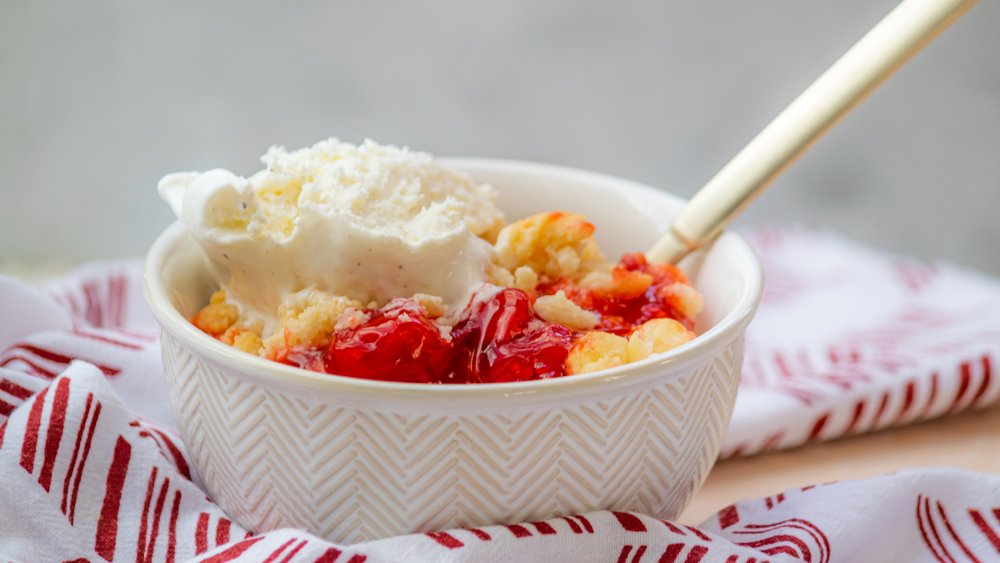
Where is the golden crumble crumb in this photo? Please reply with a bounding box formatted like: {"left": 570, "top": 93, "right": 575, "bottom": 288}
{"left": 219, "top": 325, "right": 238, "bottom": 345}
{"left": 221, "top": 326, "right": 264, "bottom": 355}
{"left": 488, "top": 264, "right": 516, "bottom": 287}
{"left": 580, "top": 269, "right": 653, "bottom": 299}
{"left": 192, "top": 290, "right": 239, "bottom": 335}
{"left": 566, "top": 331, "right": 629, "bottom": 375}
{"left": 533, "top": 290, "right": 598, "bottom": 330}
{"left": 232, "top": 330, "right": 263, "bottom": 355}
{"left": 413, "top": 293, "right": 446, "bottom": 317}
{"left": 494, "top": 211, "right": 607, "bottom": 279}
{"left": 513, "top": 266, "right": 539, "bottom": 293}
{"left": 263, "top": 289, "right": 362, "bottom": 354}
{"left": 657, "top": 283, "right": 704, "bottom": 320}
{"left": 627, "top": 318, "right": 694, "bottom": 362}
{"left": 553, "top": 246, "right": 580, "bottom": 276}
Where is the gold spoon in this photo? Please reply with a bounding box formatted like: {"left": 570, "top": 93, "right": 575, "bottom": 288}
{"left": 647, "top": 0, "right": 977, "bottom": 264}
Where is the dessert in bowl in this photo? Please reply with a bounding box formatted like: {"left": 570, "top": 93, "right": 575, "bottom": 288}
{"left": 144, "top": 140, "right": 762, "bottom": 543}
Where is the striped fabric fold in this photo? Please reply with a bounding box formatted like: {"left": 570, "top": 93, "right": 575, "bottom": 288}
{"left": 2, "top": 229, "right": 1000, "bottom": 561}
{"left": 1, "top": 369, "right": 998, "bottom": 561}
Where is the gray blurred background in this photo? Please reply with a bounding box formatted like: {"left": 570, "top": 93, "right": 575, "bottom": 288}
{"left": 2, "top": 1, "right": 998, "bottom": 275}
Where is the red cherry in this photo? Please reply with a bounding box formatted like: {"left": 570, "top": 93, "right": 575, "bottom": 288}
{"left": 485, "top": 323, "right": 573, "bottom": 382}
{"left": 450, "top": 289, "right": 572, "bottom": 382}
{"left": 478, "top": 287, "right": 534, "bottom": 344}
{"left": 619, "top": 252, "right": 648, "bottom": 271}
{"left": 324, "top": 300, "right": 452, "bottom": 384}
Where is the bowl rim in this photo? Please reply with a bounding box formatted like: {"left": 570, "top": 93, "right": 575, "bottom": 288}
{"left": 143, "top": 158, "right": 763, "bottom": 402}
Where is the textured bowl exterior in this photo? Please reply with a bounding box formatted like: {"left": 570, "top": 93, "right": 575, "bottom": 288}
{"left": 147, "top": 158, "right": 762, "bottom": 544}
{"left": 160, "top": 330, "right": 743, "bottom": 543}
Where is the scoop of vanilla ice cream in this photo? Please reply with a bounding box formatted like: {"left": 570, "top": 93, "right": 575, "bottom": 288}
{"left": 159, "top": 139, "right": 504, "bottom": 329}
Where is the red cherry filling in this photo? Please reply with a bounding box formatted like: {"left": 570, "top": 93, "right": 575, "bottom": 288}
{"left": 275, "top": 255, "right": 694, "bottom": 383}
{"left": 451, "top": 289, "right": 572, "bottom": 383}
{"left": 482, "top": 322, "right": 573, "bottom": 383}
{"left": 279, "top": 288, "right": 576, "bottom": 384}
{"left": 537, "top": 252, "right": 693, "bottom": 335}
{"left": 324, "top": 299, "right": 452, "bottom": 384}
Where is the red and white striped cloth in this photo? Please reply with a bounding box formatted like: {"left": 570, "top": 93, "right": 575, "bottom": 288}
{"left": 1, "top": 228, "right": 1000, "bottom": 561}
{"left": 728, "top": 228, "right": 1000, "bottom": 456}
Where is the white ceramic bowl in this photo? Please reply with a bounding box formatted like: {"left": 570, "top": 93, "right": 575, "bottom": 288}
{"left": 144, "top": 159, "right": 762, "bottom": 544}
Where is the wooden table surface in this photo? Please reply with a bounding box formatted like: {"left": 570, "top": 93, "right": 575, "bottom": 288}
{"left": 679, "top": 404, "right": 1000, "bottom": 524}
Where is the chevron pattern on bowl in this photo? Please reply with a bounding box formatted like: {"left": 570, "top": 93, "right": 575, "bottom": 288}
{"left": 162, "top": 331, "right": 743, "bottom": 543}
{"left": 145, "top": 158, "right": 762, "bottom": 544}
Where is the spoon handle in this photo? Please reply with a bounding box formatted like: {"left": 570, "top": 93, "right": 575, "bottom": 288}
{"left": 647, "top": 0, "right": 976, "bottom": 264}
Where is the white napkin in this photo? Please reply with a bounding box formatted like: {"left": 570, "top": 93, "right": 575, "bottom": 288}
{"left": 726, "top": 227, "right": 1000, "bottom": 456}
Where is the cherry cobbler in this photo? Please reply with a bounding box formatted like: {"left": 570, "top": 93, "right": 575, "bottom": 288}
{"left": 193, "top": 211, "right": 701, "bottom": 384}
